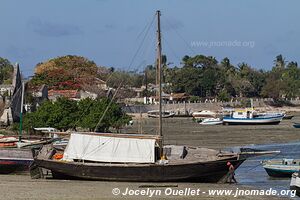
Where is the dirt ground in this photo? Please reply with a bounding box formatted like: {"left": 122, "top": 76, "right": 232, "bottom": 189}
{"left": 0, "top": 175, "right": 287, "bottom": 200}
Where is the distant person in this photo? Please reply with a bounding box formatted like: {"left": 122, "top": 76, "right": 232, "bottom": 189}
{"left": 227, "top": 162, "right": 237, "bottom": 184}
{"left": 180, "top": 146, "right": 188, "bottom": 159}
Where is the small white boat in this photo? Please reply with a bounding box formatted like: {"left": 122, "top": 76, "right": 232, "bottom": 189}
{"left": 192, "top": 110, "right": 216, "bottom": 119}
{"left": 147, "top": 110, "right": 175, "bottom": 118}
{"left": 199, "top": 118, "right": 223, "bottom": 125}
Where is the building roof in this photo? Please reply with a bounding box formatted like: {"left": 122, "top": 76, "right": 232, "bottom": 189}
{"left": 171, "top": 93, "right": 189, "bottom": 99}
{"left": 48, "top": 89, "right": 80, "bottom": 99}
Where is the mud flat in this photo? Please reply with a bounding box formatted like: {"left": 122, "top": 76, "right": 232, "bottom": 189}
{"left": 125, "top": 114, "right": 300, "bottom": 149}
{"left": 0, "top": 175, "right": 287, "bottom": 200}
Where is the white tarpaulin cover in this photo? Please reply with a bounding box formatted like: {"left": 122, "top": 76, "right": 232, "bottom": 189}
{"left": 63, "top": 133, "right": 156, "bottom": 163}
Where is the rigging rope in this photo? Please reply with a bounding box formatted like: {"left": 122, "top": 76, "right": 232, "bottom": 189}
{"left": 164, "top": 17, "right": 197, "bottom": 55}
{"left": 70, "top": 14, "right": 157, "bottom": 132}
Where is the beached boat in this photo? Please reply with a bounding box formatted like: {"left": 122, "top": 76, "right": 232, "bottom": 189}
{"left": 192, "top": 110, "right": 216, "bottom": 120}
{"left": 32, "top": 133, "right": 245, "bottom": 182}
{"left": 147, "top": 110, "right": 175, "bottom": 118}
{"left": 199, "top": 118, "right": 223, "bottom": 125}
{"left": 0, "top": 148, "right": 33, "bottom": 174}
{"left": 31, "top": 11, "right": 246, "bottom": 183}
{"left": 223, "top": 108, "right": 284, "bottom": 125}
{"left": 0, "top": 136, "right": 18, "bottom": 148}
{"left": 0, "top": 133, "right": 64, "bottom": 174}
{"left": 290, "top": 173, "right": 300, "bottom": 196}
{"left": 262, "top": 159, "right": 300, "bottom": 177}
{"left": 293, "top": 123, "right": 300, "bottom": 128}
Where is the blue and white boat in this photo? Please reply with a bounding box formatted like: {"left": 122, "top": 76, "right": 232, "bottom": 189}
{"left": 223, "top": 108, "right": 284, "bottom": 125}
{"left": 262, "top": 159, "right": 300, "bottom": 177}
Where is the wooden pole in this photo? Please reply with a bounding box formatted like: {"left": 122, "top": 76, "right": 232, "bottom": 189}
{"left": 157, "top": 10, "right": 162, "bottom": 138}
{"left": 156, "top": 10, "right": 164, "bottom": 158}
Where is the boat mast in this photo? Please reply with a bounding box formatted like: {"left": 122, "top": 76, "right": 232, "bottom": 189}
{"left": 19, "top": 81, "right": 25, "bottom": 142}
{"left": 156, "top": 10, "right": 163, "bottom": 138}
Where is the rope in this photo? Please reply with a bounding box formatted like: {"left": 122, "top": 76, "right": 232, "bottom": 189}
{"left": 164, "top": 17, "right": 197, "bottom": 55}
{"left": 94, "top": 14, "right": 156, "bottom": 132}
{"left": 245, "top": 151, "right": 282, "bottom": 172}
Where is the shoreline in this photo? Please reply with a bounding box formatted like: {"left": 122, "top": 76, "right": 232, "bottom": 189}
{"left": 124, "top": 114, "right": 300, "bottom": 149}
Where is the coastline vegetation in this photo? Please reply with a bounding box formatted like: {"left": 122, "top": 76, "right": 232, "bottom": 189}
{"left": 2, "top": 54, "right": 298, "bottom": 101}
{"left": 0, "top": 54, "right": 300, "bottom": 131}
{"left": 23, "top": 97, "right": 131, "bottom": 132}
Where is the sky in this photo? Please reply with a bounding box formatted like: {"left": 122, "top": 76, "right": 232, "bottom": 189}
{"left": 1, "top": 0, "right": 300, "bottom": 77}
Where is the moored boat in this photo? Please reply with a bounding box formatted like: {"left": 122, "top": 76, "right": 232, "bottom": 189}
{"left": 147, "top": 110, "right": 175, "bottom": 118}
{"left": 293, "top": 123, "right": 300, "bottom": 128}
{"left": 0, "top": 148, "right": 33, "bottom": 174}
{"left": 199, "top": 118, "right": 223, "bottom": 125}
{"left": 223, "top": 108, "right": 284, "bottom": 125}
{"left": 32, "top": 132, "right": 245, "bottom": 182}
{"left": 192, "top": 110, "right": 216, "bottom": 120}
{"left": 0, "top": 135, "right": 62, "bottom": 174}
{"left": 262, "top": 158, "right": 300, "bottom": 177}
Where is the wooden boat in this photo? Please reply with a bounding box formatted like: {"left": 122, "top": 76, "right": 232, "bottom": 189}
{"left": 223, "top": 108, "right": 284, "bottom": 125}
{"left": 32, "top": 135, "right": 245, "bottom": 182}
{"left": 290, "top": 173, "right": 300, "bottom": 197}
{"left": 293, "top": 123, "right": 300, "bottom": 128}
{"left": 0, "top": 136, "right": 62, "bottom": 174}
{"left": 199, "top": 118, "right": 223, "bottom": 125}
{"left": 262, "top": 158, "right": 300, "bottom": 177}
{"left": 31, "top": 11, "right": 246, "bottom": 183}
{"left": 0, "top": 136, "right": 19, "bottom": 148}
{"left": 0, "top": 148, "right": 33, "bottom": 174}
{"left": 147, "top": 110, "right": 175, "bottom": 118}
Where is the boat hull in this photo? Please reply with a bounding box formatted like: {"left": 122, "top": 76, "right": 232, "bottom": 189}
{"left": 263, "top": 167, "right": 298, "bottom": 177}
{"left": 0, "top": 148, "right": 33, "bottom": 174}
{"left": 293, "top": 124, "right": 300, "bottom": 128}
{"left": 223, "top": 116, "right": 283, "bottom": 125}
{"left": 148, "top": 114, "right": 175, "bottom": 118}
{"left": 33, "top": 158, "right": 245, "bottom": 182}
{"left": 199, "top": 121, "right": 223, "bottom": 125}
{"left": 0, "top": 158, "right": 33, "bottom": 174}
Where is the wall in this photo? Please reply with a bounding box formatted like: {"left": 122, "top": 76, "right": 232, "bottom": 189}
{"left": 123, "top": 99, "right": 300, "bottom": 114}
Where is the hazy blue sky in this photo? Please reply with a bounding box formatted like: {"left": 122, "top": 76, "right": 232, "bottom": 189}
{"left": 1, "top": 0, "right": 299, "bottom": 76}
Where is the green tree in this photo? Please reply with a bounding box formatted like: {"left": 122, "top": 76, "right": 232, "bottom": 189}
{"left": 24, "top": 98, "right": 79, "bottom": 131}
{"left": 281, "top": 62, "right": 300, "bottom": 98}
{"left": 0, "top": 57, "right": 14, "bottom": 84}
{"left": 77, "top": 98, "right": 131, "bottom": 132}
{"left": 24, "top": 97, "right": 131, "bottom": 132}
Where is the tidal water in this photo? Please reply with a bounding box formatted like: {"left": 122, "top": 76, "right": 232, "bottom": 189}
{"left": 234, "top": 142, "right": 300, "bottom": 196}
